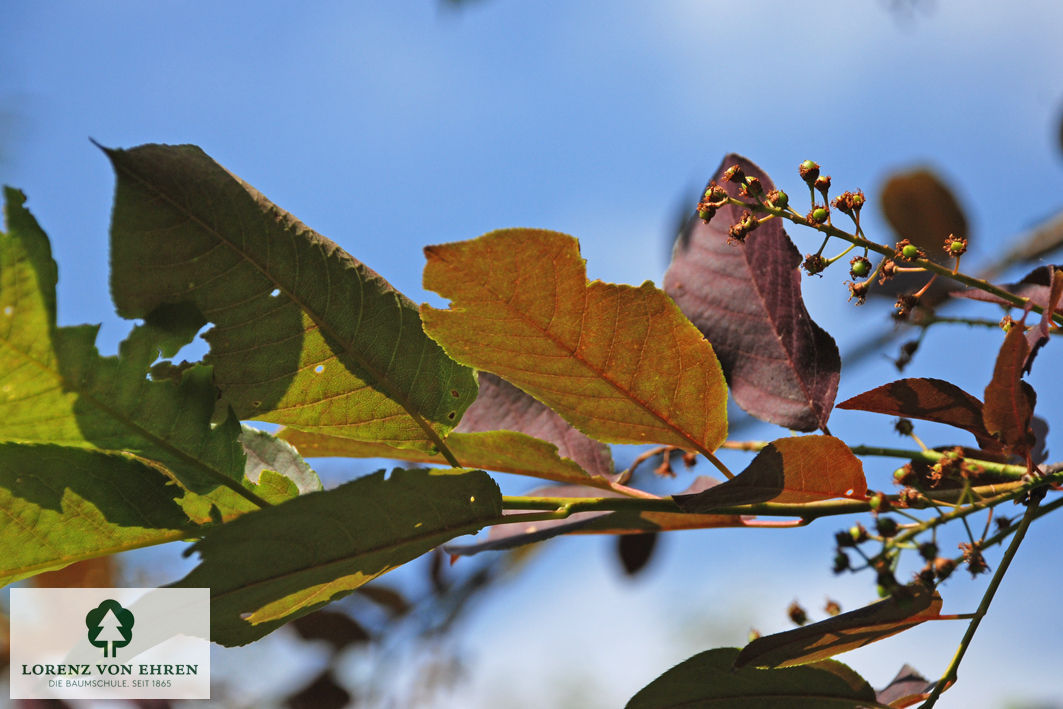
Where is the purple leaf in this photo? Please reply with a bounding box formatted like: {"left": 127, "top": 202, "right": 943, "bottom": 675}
{"left": 455, "top": 372, "right": 614, "bottom": 479}
{"left": 1023, "top": 266, "right": 1062, "bottom": 373}
{"left": 951, "top": 264, "right": 1063, "bottom": 311}
{"left": 837, "top": 377, "right": 1002, "bottom": 452}
{"left": 664, "top": 154, "right": 840, "bottom": 432}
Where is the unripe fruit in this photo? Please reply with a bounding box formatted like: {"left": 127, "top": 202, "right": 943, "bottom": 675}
{"left": 849, "top": 524, "right": 868, "bottom": 544}
{"left": 901, "top": 244, "right": 920, "bottom": 259}
{"left": 875, "top": 516, "right": 899, "bottom": 538}
{"left": 799, "top": 160, "right": 820, "bottom": 185}
{"left": 811, "top": 207, "right": 829, "bottom": 223}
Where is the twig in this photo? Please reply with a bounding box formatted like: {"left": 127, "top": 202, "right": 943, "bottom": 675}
{"left": 918, "top": 496, "right": 1040, "bottom": 708}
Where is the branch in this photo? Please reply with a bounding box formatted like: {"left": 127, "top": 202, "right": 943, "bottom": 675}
{"left": 919, "top": 495, "right": 1041, "bottom": 708}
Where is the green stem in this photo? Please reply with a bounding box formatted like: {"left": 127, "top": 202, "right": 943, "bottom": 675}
{"left": 702, "top": 449, "right": 735, "bottom": 479}
{"left": 919, "top": 496, "right": 1040, "bottom": 708}
{"left": 825, "top": 241, "right": 858, "bottom": 264}
{"left": 888, "top": 485, "right": 1026, "bottom": 549}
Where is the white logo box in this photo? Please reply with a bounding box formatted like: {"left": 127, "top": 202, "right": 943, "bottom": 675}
{"left": 10, "top": 587, "right": 210, "bottom": 700}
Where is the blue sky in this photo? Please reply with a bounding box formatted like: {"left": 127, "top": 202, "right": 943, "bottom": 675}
{"left": 4, "top": 2, "right": 1063, "bottom": 707}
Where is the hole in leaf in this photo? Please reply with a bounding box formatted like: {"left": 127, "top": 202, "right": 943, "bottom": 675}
{"left": 447, "top": 411, "right": 456, "bottom": 420}
{"left": 2, "top": 306, "right": 12, "bottom": 317}
{"left": 845, "top": 488, "right": 855, "bottom": 496}
{"left": 250, "top": 400, "right": 262, "bottom": 409}
{"left": 469, "top": 496, "right": 476, "bottom": 503}
{"left": 314, "top": 365, "right": 325, "bottom": 374}
{"left": 270, "top": 288, "right": 280, "bottom": 297}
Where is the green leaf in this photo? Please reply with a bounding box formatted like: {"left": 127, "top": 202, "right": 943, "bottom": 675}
{"left": 103, "top": 143, "right": 476, "bottom": 453}
{"left": 281, "top": 370, "right": 617, "bottom": 490}
{"left": 626, "top": 647, "right": 881, "bottom": 709}
{"left": 172, "top": 467, "right": 502, "bottom": 646}
{"left": 421, "top": 230, "right": 728, "bottom": 455}
{"left": 0, "top": 443, "right": 198, "bottom": 586}
{"left": 240, "top": 425, "right": 322, "bottom": 495}
{"left": 0, "top": 188, "right": 250, "bottom": 497}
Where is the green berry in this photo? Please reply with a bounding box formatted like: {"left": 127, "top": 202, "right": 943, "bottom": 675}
{"left": 901, "top": 244, "right": 920, "bottom": 259}
{"left": 849, "top": 524, "right": 868, "bottom": 544}
{"left": 799, "top": 160, "right": 820, "bottom": 185}
{"left": 849, "top": 257, "right": 871, "bottom": 278}
{"left": 769, "top": 190, "right": 788, "bottom": 209}
{"left": 811, "top": 207, "right": 829, "bottom": 223}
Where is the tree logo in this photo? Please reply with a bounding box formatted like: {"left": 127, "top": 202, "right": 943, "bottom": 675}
{"left": 85, "top": 599, "right": 134, "bottom": 658}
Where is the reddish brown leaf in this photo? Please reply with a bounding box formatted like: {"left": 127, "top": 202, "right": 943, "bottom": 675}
{"left": 983, "top": 325, "right": 1037, "bottom": 457}
{"left": 837, "top": 378, "right": 1000, "bottom": 451}
{"left": 880, "top": 168, "right": 968, "bottom": 255}
{"left": 455, "top": 372, "right": 613, "bottom": 479}
{"left": 286, "top": 670, "right": 351, "bottom": 709}
{"left": 291, "top": 610, "right": 370, "bottom": 651}
{"left": 951, "top": 264, "right": 1063, "bottom": 312}
{"left": 1024, "top": 266, "right": 1062, "bottom": 373}
{"left": 617, "top": 533, "right": 658, "bottom": 576}
{"left": 734, "top": 584, "right": 942, "bottom": 669}
{"left": 675, "top": 435, "right": 866, "bottom": 511}
{"left": 30, "top": 557, "right": 116, "bottom": 588}
{"left": 876, "top": 664, "right": 936, "bottom": 707}
{"left": 664, "top": 154, "right": 839, "bottom": 432}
